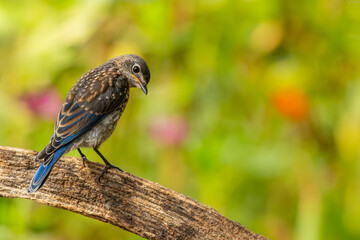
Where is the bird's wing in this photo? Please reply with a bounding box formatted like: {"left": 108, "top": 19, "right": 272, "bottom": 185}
{"left": 37, "top": 65, "right": 129, "bottom": 163}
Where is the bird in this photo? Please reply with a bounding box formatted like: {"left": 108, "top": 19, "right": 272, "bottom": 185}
{"left": 27, "top": 54, "right": 150, "bottom": 193}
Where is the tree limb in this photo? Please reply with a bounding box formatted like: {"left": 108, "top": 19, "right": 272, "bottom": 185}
{"left": 0, "top": 146, "right": 268, "bottom": 240}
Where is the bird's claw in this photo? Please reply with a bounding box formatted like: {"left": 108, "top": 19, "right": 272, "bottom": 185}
{"left": 97, "top": 164, "right": 123, "bottom": 183}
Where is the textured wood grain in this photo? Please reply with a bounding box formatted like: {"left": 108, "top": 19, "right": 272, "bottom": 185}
{"left": 0, "top": 146, "right": 268, "bottom": 240}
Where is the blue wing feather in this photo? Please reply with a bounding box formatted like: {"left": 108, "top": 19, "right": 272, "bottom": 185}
{"left": 56, "top": 112, "right": 106, "bottom": 147}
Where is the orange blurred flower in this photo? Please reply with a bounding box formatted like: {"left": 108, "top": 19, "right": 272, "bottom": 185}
{"left": 271, "top": 88, "right": 309, "bottom": 121}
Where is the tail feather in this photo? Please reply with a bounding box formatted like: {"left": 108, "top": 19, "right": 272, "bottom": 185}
{"left": 28, "top": 146, "right": 68, "bottom": 193}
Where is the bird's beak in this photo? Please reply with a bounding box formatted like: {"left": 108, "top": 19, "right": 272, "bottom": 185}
{"left": 140, "top": 84, "right": 148, "bottom": 95}
{"left": 132, "top": 75, "right": 148, "bottom": 95}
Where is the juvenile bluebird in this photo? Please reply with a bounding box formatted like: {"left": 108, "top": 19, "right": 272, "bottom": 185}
{"left": 28, "top": 54, "right": 150, "bottom": 193}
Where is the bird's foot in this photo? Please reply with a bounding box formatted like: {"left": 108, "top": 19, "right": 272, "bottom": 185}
{"left": 98, "top": 163, "right": 123, "bottom": 183}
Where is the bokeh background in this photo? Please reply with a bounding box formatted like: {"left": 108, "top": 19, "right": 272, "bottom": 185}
{"left": 1, "top": 0, "right": 360, "bottom": 239}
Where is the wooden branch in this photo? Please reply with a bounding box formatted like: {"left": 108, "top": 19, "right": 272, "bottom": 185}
{"left": 0, "top": 146, "right": 268, "bottom": 240}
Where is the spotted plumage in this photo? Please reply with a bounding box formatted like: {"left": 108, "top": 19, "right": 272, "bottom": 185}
{"left": 28, "top": 54, "right": 150, "bottom": 193}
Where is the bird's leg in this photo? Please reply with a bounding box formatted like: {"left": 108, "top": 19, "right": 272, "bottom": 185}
{"left": 77, "top": 148, "right": 88, "bottom": 167}
{"left": 93, "top": 147, "right": 123, "bottom": 183}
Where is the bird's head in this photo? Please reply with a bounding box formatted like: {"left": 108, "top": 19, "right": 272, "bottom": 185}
{"left": 114, "top": 54, "right": 151, "bottom": 95}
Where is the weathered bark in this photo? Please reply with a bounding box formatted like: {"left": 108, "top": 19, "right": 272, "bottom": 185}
{"left": 0, "top": 146, "right": 268, "bottom": 240}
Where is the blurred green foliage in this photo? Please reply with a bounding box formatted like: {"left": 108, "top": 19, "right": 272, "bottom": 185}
{"left": 1, "top": 0, "right": 360, "bottom": 239}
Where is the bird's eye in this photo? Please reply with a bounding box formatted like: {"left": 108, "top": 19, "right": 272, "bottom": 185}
{"left": 132, "top": 64, "right": 140, "bottom": 74}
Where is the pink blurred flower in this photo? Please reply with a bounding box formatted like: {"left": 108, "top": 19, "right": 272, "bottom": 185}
{"left": 20, "top": 87, "right": 62, "bottom": 120}
{"left": 149, "top": 117, "right": 189, "bottom": 147}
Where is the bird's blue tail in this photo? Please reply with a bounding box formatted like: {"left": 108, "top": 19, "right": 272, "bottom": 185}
{"left": 28, "top": 146, "right": 68, "bottom": 193}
